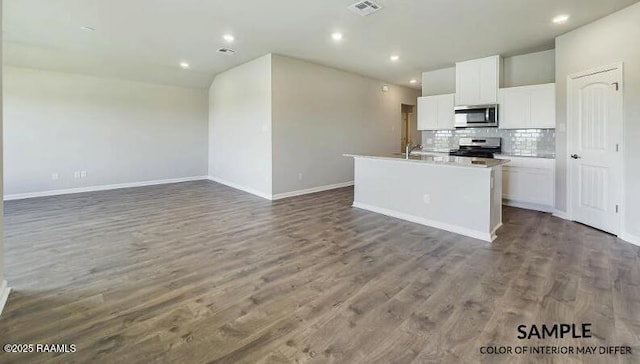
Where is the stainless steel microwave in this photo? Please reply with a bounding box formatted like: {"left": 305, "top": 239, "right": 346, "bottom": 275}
{"left": 454, "top": 104, "right": 499, "bottom": 128}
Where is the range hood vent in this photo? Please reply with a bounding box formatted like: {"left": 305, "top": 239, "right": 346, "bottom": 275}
{"left": 348, "top": 1, "right": 383, "bottom": 16}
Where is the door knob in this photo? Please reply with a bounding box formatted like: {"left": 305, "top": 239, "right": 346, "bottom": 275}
{"left": 571, "top": 154, "right": 581, "bottom": 159}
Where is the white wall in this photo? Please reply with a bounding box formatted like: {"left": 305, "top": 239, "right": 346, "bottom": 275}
{"left": 421, "top": 50, "right": 556, "bottom": 96}
{"left": 555, "top": 2, "right": 640, "bottom": 239}
{"left": 271, "top": 54, "right": 420, "bottom": 196}
{"left": 421, "top": 67, "right": 456, "bottom": 96}
{"left": 503, "top": 50, "right": 555, "bottom": 87}
{"left": 208, "top": 55, "right": 272, "bottom": 197}
{"left": 3, "top": 67, "right": 208, "bottom": 197}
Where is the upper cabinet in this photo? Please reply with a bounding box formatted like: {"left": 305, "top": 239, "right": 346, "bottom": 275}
{"left": 455, "top": 55, "right": 502, "bottom": 106}
{"left": 417, "top": 94, "right": 455, "bottom": 130}
{"left": 499, "top": 83, "right": 556, "bottom": 129}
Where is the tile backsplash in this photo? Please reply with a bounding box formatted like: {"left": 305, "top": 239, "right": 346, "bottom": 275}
{"left": 421, "top": 128, "right": 556, "bottom": 157}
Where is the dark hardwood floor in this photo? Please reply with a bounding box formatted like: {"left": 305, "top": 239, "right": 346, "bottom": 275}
{"left": 0, "top": 181, "right": 638, "bottom": 363}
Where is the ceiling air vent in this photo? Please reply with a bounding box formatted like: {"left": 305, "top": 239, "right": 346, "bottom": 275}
{"left": 348, "top": 1, "right": 383, "bottom": 16}
{"left": 217, "top": 48, "right": 237, "bottom": 55}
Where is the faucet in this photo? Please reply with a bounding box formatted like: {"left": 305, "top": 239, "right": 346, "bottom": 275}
{"left": 405, "top": 143, "right": 423, "bottom": 159}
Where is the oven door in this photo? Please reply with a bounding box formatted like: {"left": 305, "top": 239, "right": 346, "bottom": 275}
{"left": 454, "top": 105, "right": 498, "bottom": 128}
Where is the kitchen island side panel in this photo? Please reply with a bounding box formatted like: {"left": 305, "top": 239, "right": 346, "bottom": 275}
{"left": 490, "top": 166, "right": 503, "bottom": 235}
{"left": 353, "top": 157, "right": 499, "bottom": 241}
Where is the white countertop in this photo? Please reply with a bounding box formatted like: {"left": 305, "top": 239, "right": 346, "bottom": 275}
{"left": 344, "top": 153, "right": 510, "bottom": 168}
{"left": 418, "top": 149, "right": 555, "bottom": 159}
{"left": 495, "top": 153, "right": 556, "bottom": 159}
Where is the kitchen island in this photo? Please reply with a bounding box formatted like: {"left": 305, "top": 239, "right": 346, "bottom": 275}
{"left": 344, "top": 154, "right": 509, "bottom": 242}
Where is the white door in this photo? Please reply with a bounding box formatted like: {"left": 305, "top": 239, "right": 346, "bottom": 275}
{"left": 568, "top": 65, "right": 623, "bottom": 234}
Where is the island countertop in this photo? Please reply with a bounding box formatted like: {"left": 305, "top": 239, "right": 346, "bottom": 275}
{"left": 344, "top": 153, "right": 510, "bottom": 168}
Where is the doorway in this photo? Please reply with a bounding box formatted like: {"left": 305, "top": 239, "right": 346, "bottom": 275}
{"left": 567, "top": 64, "right": 623, "bottom": 235}
{"left": 400, "top": 104, "right": 416, "bottom": 151}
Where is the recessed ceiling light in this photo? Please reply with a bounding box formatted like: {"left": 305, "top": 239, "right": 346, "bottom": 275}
{"left": 552, "top": 14, "right": 570, "bottom": 24}
{"left": 179, "top": 62, "right": 190, "bottom": 69}
{"left": 390, "top": 55, "right": 400, "bottom": 61}
{"left": 331, "top": 32, "right": 344, "bottom": 41}
{"left": 80, "top": 26, "right": 95, "bottom": 31}
{"left": 409, "top": 79, "right": 418, "bottom": 84}
{"left": 223, "top": 34, "right": 235, "bottom": 43}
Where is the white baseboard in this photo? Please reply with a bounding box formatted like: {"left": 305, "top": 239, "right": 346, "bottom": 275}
{"left": 207, "top": 176, "right": 273, "bottom": 200}
{"left": 619, "top": 232, "right": 640, "bottom": 247}
{"left": 272, "top": 181, "right": 354, "bottom": 200}
{"left": 491, "top": 223, "right": 504, "bottom": 241}
{"left": 503, "top": 199, "right": 554, "bottom": 213}
{"left": 552, "top": 209, "right": 571, "bottom": 220}
{"left": 208, "top": 177, "right": 354, "bottom": 201}
{"left": 549, "top": 212, "right": 639, "bottom": 247}
{"left": 3, "top": 176, "right": 209, "bottom": 201}
{"left": 353, "top": 202, "right": 494, "bottom": 243}
{"left": 0, "top": 280, "right": 10, "bottom": 316}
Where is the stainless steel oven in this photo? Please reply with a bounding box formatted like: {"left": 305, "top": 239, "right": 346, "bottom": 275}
{"left": 449, "top": 137, "right": 501, "bottom": 158}
{"left": 454, "top": 104, "right": 498, "bottom": 128}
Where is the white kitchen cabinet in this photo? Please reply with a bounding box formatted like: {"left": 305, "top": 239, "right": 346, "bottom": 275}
{"left": 417, "top": 96, "right": 438, "bottom": 130}
{"left": 455, "top": 55, "right": 501, "bottom": 106}
{"left": 495, "top": 156, "right": 555, "bottom": 211}
{"left": 417, "top": 94, "right": 455, "bottom": 130}
{"left": 499, "top": 83, "right": 556, "bottom": 129}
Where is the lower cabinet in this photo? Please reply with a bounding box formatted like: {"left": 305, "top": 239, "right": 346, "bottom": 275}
{"left": 495, "top": 156, "right": 555, "bottom": 212}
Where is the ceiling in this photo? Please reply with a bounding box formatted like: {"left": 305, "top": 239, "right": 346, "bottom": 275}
{"left": 3, "top": 0, "right": 638, "bottom": 89}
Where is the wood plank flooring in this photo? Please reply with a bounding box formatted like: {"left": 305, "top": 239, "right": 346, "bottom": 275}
{"left": 0, "top": 180, "right": 638, "bottom": 363}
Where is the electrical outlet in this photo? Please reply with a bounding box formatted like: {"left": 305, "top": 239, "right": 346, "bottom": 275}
{"left": 80, "top": 171, "right": 87, "bottom": 178}
{"left": 298, "top": 173, "right": 303, "bottom": 181}
{"left": 51, "top": 172, "right": 59, "bottom": 180}
{"left": 74, "top": 171, "right": 81, "bottom": 179}
{"left": 426, "top": 138, "right": 434, "bottom": 145}
{"left": 423, "top": 194, "right": 431, "bottom": 204}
